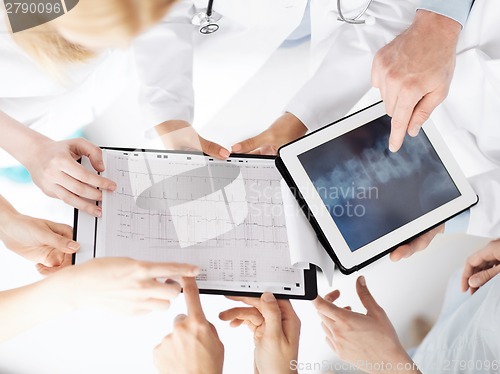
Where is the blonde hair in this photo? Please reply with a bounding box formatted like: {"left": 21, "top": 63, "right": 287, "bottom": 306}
{"left": 11, "top": 0, "right": 176, "bottom": 67}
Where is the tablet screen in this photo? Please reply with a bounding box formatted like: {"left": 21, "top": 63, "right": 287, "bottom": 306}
{"left": 298, "top": 115, "right": 461, "bottom": 252}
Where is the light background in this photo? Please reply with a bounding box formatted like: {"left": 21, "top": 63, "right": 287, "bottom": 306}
{"left": 0, "top": 39, "right": 490, "bottom": 374}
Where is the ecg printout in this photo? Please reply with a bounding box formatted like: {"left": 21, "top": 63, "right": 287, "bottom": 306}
{"left": 97, "top": 149, "right": 305, "bottom": 295}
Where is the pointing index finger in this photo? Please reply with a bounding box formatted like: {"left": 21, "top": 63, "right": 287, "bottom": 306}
{"left": 389, "top": 92, "right": 422, "bottom": 152}
{"left": 182, "top": 277, "right": 206, "bottom": 320}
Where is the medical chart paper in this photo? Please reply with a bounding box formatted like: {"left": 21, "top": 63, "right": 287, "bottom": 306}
{"left": 96, "top": 149, "right": 307, "bottom": 295}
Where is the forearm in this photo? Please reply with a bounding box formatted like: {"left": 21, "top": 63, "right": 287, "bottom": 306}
{"left": 0, "top": 195, "right": 20, "bottom": 242}
{"left": 155, "top": 120, "right": 191, "bottom": 137}
{"left": 0, "top": 111, "right": 51, "bottom": 165}
{"left": 412, "top": 10, "right": 461, "bottom": 43}
{"left": 382, "top": 353, "right": 422, "bottom": 374}
{"left": 0, "top": 277, "right": 71, "bottom": 342}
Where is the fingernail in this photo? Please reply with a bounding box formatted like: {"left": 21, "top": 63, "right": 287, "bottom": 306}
{"left": 262, "top": 292, "right": 275, "bottom": 302}
{"left": 219, "top": 149, "right": 230, "bottom": 158}
{"left": 324, "top": 295, "right": 334, "bottom": 303}
{"left": 190, "top": 267, "right": 200, "bottom": 276}
{"left": 67, "top": 241, "right": 80, "bottom": 251}
{"left": 96, "top": 208, "right": 102, "bottom": 218}
{"left": 469, "top": 276, "right": 479, "bottom": 288}
{"left": 109, "top": 183, "right": 117, "bottom": 192}
{"left": 98, "top": 161, "right": 105, "bottom": 170}
{"left": 409, "top": 125, "right": 421, "bottom": 137}
{"left": 388, "top": 143, "right": 397, "bottom": 153}
{"left": 232, "top": 144, "right": 242, "bottom": 152}
{"left": 359, "top": 276, "right": 366, "bottom": 287}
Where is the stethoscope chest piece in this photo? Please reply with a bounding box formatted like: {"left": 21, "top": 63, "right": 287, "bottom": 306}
{"left": 192, "top": 10, "right": 222, "bottom": 34}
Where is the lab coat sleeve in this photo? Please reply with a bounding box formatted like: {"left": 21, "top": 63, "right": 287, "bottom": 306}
{"left": 466, "top": 169, "right": 500, "bottom": 239}
{"left": 444, "top": 209, "right": 470, "bottom": 234}
{"left": 132, "top": 0, "right": 195, "bottom": 138}
{"left": 283, "top": 25, "right": 376, "bottom": 131}
{"left": 417, "top": 0, "right": 474, "bottom": 28}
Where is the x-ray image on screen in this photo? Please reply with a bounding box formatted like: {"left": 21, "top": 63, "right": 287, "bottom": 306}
{"left": 298, "top": 115, "right": 461, "bottom": 251}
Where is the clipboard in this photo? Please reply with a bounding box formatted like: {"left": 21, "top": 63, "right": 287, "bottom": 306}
{"left": 73, "top": 147, "right": 317, "bottom": 300}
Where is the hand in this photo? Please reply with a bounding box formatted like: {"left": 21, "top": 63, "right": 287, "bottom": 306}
{"left": 51, "top": 258, "right": 199, "bottom": 315}
{"left": 153, "top": 277, "right": 224, "bottom": 374}
{"left": 231, "top": 113, "right": 307, "bottom": 155}
{"left": 219, "top": 293, "right": 301, "bottom": 374}
{"left": 314, "top": 277, "right": 420, "bottom": 374}
{"left": 156, "top": 120, "right": 230, "bottom": 160}
{"left": 23, "top": 138, "right": 117, "bottom": 217}
{"left": 461, "top": 240, "right": 500, "bottom": 294}
{"left": 372, "top": 10, "right": 461, "bottom": 152}
{"left": 0, "top": 205, "right": 78, "bottom": 275}
{"left": 389, "top": 224, "right": 444, "bottom": 262}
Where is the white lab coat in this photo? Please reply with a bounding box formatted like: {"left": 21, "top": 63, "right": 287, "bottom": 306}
{"left": 412, "top": 270, "right": 500, "bottom": 374}
{"left": 134, "top": 0, "right": 315, "bottom": 137}
{"left": 431, "top": 0, "right": 500, "bottom": 239}
{"left": 134, "top": 0, "right": 418, "bottom": 136}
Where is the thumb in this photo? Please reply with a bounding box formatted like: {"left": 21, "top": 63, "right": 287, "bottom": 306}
{"left": 407, "top": 91, "right": 444, "bottom": 137}
{"left": 356, "top": 276, "right": 382, "bottom": 313}
{"left": 70, "top": 138, "right": 105, "bottom": 172}
{"left": 469, "top": 266, "right": 500, "bottom": 289}
{"left": 199, "top": 137, "right": 230, "bottom": 160}
{"left": 45, "top": 221, "right": 80, "bottom": 254}
{"left": 232, "top": 133, "right": 269, "bottom": 154}
{"left": 260, "top": 292, "right": 283, "bottom": 337}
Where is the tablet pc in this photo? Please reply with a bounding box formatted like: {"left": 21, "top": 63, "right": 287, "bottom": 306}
{"left": 74, "top": 148, "right": 317, "bottom": 300}
{"left": 277, "top": 102, "right": 478, "bottom": 274}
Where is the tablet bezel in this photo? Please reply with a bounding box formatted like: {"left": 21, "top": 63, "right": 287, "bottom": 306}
{"left": 278, "top": 101, "right": 478, "bottom": 271}
{"left": 73, "top": 147, "right": 318, "bottom": 300}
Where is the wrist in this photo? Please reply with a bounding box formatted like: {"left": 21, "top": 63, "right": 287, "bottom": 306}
{"left": 381, "top": 350, "right": 421, "bottom": 374}
{"left": 44, "top": 267, "right": 80, "bottom": 313}
{"left": 0, "top": 111, "right": 52, "bottom": 165}
{"left": 272, "top": 112, "right": 307, "bottom": 144}
{"left": 0, "top": 197, "right": 21, "bottom": 242}
{"left": 155, "top": 120, "right": 191, "bottom": 137}
{"left": 17, "top": 136, "right": 53, "bottom": 168}
{"left": 31, "top": 275, "right": 75, "bottom": 317}
{"left": 282, "top": 112, "right": 307, "bottom": 134}
{"left": 414, "top": 9, "right": 461, "bottom": 42}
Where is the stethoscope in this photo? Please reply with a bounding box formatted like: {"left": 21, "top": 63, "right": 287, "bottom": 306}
{"left": 191, "top": 0, "right": 222, "bottom": 34}
{"left": 337, "top": 0, "right": 375, "bottom": 25}
{"left": 192, "top": 0, "right": 375, "bottom": 35}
